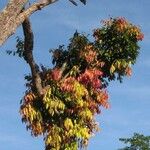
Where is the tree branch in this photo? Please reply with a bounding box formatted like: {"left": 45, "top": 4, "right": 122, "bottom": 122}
{"left": 22, "top": 17, "right": 43, "bottom": 97}
{"left": 18, "top": 0, "right": 59, "bottom": 19}
{"left": 0, "top": 0, "right": 59, "bottom": 46}
{"left": 0, "top": 0, "right": 28, "bottom": 45}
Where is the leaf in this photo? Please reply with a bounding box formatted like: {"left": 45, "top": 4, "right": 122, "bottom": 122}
{"left": 64, "top": 118, "right": 73, "bottom": 130}
{"left": 46, "top": 103, "right": 49, "bottom": 109}
{"left": 116, "top": 60, "right": 121, "bottom": 69}
{"left": 110, "top": 64, "right": 115, "bottom": 73}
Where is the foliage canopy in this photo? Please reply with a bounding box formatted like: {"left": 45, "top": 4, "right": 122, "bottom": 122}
{"left": 19, "top": 17, "right": 144, "bottom": 150}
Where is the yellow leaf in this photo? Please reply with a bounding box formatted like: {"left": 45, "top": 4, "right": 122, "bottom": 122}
{"left": 110, "top": 64, "right": 115, "bottom": 73}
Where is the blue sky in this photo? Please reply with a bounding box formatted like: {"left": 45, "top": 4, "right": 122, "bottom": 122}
{"left": 0, "top": 0, "right": 150, "bottom": 149}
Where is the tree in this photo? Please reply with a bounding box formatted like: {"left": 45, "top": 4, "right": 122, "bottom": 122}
{"left": 0, "top": 1, "right": 144, "bottom": 150}
{"left": 119, "top": 133, "right": 150, "bottom": 150}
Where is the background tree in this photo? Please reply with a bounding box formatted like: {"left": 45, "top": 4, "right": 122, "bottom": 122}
{"left": 119, "top": 133, "right": 150, "bottom": 150}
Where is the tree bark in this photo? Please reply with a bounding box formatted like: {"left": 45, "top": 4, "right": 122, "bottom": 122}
{"left": 22, "top": 17, "right": 44, "bottom": 97}
{"left": 0, "top": 0, "right": 58, "bottom": 46}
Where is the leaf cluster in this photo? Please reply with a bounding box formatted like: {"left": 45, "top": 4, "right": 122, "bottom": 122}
{"left": 119, "top": 133, "right": 150, "bottom": 150}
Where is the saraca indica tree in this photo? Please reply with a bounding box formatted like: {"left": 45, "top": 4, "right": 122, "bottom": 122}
{"left": 19, "top": 17, "right": 143, "bottom": 150}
